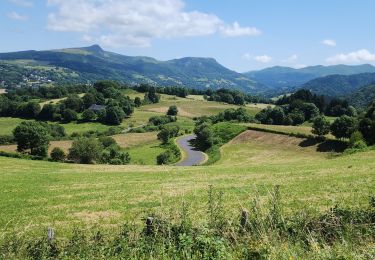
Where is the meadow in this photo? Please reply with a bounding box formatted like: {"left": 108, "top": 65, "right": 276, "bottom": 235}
{"left": 0, "top": 91, "right": 374, "bottom": 258}
{"left": 1, "top": 129, "right": 374, "bottom": 237}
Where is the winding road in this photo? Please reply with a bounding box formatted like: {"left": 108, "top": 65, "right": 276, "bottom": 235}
{"left": 175, "top": 135, "right": 207, "bottom": 166}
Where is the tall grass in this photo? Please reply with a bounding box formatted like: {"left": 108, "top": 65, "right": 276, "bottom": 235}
{"left": 1, "top": 186, "right": 374, "bottom": 259}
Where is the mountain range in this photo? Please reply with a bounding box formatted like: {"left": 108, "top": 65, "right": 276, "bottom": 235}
{"left": 245, "top": 64, "right": 375, "bottom": 91}
{"left": 1, "top": 45, "right": 375, "bottom": 100}
{"left": 0, "top": 45, "right": 265, "bottom": 94}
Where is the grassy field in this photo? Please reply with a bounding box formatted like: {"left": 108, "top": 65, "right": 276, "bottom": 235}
{"left": 242, "top": 122, "right": 336, "bottom": 139}
{"left": 140, "top": 94, "right": 263, "bottom": 118}
{"left": 0, "top": 132, "right": 159, "bottom": 154}
{"left": 0, "top": 128, "right": 374, "bottom": 236}
{"left": 0, "top": 117, "right": 32, "bottom": 135}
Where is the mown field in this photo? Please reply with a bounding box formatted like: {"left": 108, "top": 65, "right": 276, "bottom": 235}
{"left": 1, "top": 129, "right": 374, "bottom": 237}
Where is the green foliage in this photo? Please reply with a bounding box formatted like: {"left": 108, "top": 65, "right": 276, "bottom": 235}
{"left": 39, "top": 104, "right": 57, "bottom": 121}
{"left": 167, "top": 105, "right": 178, "bottom": 116}
{"left": 100, "top": 145, "right": 130, "bottom": 165}
{"left": 64, "top": 94, "right": 84, "bottom": 112}
{"left": 156, "top": 142, "right": 181, "bottom": 165}
{"left": 144, "top": 87, "right": 160, "bottom": 104}
{"left": 50, "top": 147, "right": 66, "bottom": 162}
{"left": 157, "top": 125, "right": 180, "bottom": 144}
{"left": 330, "top": 115, "right": 358, "bottom": 139}
{"left": 17, "top": 101, "right": 41, "bottom": 119}
{"left": 62, "top": 109, "right": 78, "bottom": 123}
{"left": 0, "top": 135, "right": 14, "bottom": 145}
{"left": 82, "top": 93, "right": 96, "bottom": 109}
{"left": 357, "top": 100, "right": 375, "bottom": 145}
{"left": 13, "top": 121, "right": 50, "bottom": 156}
{"left": 212, "top": 107, "right": 255, "bottom": 123}
{"left": 312, "top": 116, "right": 331, "bottom": 136}
{"left": 103, "top": 106, "right": 125, "bottom": 125}
{"left": 98, "top": 136, "right": 117, "bottom": 148}
{"left": 68, "top": 137, "right": 102, "bottom": 164}
{"left": 81, "top": 109, "right": 96, "bottom": 122}
{"left": 134, "top": 97, "right": 142, "bottom": 107}
{"left": 194, "top": 122, "right": 215, "bottom": 150}
{"left": 149, "top": 115, "right": 177, "bottom": 126}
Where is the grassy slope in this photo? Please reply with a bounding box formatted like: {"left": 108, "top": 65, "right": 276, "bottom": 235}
{"left": 0, "top": 129, "right": 374, "bottom": 235}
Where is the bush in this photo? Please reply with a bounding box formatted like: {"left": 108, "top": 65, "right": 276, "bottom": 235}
{"left": 99, "top": 136, "right": 117, "bottom": 148}
{"left": 82, "top": 109, "right": 96, "bottom": 122}
{"left": 157, "top": 125, "right": 180, "bottom": 144}
{"left": 312, "top": 116, "right": 330, "bottom": 136}
{"left": 149, "top": 115, "right": 177, "bottom": 126}
{"left": 349, "top": 131, "right": 366, "bottom": 148}
{"left": 50, "top": 147, "right": 66, "bottom": 162}
{"left": 330, "top": 115, "right": 358, "bottom": 139}
{"left": 68, "top": 138, "right": 102, "bottom": 164}
{"left": 167, "top": 105, "right": 178, "bottom": 116}
{"left": 100, "top": 145, "right": 130, "bottom": 165}
{"left": 62, "top": 109, "right": 78, "bottom": 123}
{"left": 0, "top": 135, "right": 14, "bottom": 145}
{"left": 103, "top": 106, "right": 125, "bottom": 125}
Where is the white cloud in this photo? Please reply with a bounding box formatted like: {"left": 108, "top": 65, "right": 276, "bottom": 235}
{"left": 242, "top": 53, "right": 252, "bottom": 60}
{"left": 282, "top": 54, "right": 298, "bottom": 63}
{"left": 7, "top": 11, "right": 28, "bottom": 21}
{"left": 322, "top": 39, "right": 336, "bottom": 47}
{"left": 326, "top": 49, "right": 375, "bottom": 64}
{"left": 47, "top": 0, "right": 260, "bottom": 47}
{"left": 220, "top": 22, "right": 261, "bottom": 37}
{"left": 254, "top": 55, "right": 272, "bottom": 63}
{"left": 8, "top": 0, "right": 33, "bottom": 7}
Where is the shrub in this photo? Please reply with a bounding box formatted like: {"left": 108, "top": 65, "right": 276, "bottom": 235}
{"left": 167, "top": 105, "right": 178, "bottom": 116}
{"left": 68, "top": 138, "right": 102, "bottom": 164}
{"left": 100, "top": 145, "right": 130, "bottom": 165}
{"left": 157, "top": 125, "right": 180, "bottom": 144}
{"left": 0, "top": 135, "right": 14, "bottom": 145}
{"left": 82, "top": 109, "right": 96, "bottom": 122}
{"left": 62, "top": 109, "right": 78, "bottom": 123}
{"left": 50, "top": 147, "right": 66, "bottom": 162}
{"left": 149, "top": 115, "right": 176, "bottom": 126}
{"left": 99, "top": 136, "right": 117, "bottom": 148}
{"left": 330, "top": 115, "right": 358, "bottom": 139}
{"left": 312, "top": 116, "right": 330, "bottom": 137}
{"left": 103, "top": 106, "right": 125, "bottom": 125}
{"left": 134, "top": 97, "right": 142, "bottom": 107}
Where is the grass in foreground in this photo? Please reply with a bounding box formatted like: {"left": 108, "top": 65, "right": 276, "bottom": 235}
{"left": 0, "top": 129, "right": 374, "bottom": 237}
{"left": 1, "top": 186, "right": 374, "bottom": 259}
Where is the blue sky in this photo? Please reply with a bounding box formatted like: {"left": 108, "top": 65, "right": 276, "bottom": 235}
{"left": 1, "top": 0, "right": 375, "bottom": 72}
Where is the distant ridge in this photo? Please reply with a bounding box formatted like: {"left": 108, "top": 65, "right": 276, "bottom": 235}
{"left": 244, "top": 64, "right": 375, "bottom": 90}
{"left": 0, "top": 45, "right": 267, "bottom": 94}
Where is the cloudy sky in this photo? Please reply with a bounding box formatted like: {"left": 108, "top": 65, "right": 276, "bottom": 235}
{"left": 1, "top": 0, "right": 375, "bottom": 72}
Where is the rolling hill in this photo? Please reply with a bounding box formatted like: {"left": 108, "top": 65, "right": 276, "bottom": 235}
{"left": 245, "top": 64, "right": 375, "bottom": 91}
{"left": 299, "top": 72, "right": 375, "bottom": 97}
{"left": 0, "top": 45, "right": 267, "bottom": 94}
{"left": 347, "top": 83, "right": 375, "bottom": 108}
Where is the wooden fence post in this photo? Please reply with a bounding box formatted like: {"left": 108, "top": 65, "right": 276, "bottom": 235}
{"left": 241, "top": 210, "right": 249, "bottom": 228}
{"left": 146, "top": 217, "right": 154, "bottom": 235}
{"left": 47, "top": 227, "right": 54, "bottom": 243}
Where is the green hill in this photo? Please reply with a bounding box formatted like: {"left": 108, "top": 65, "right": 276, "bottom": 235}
{"left": 347, "top": 84, "right": 375, "bottom": 108}
{"left": 0, "top": 45, "right": 267, "bottom": 93}
{"left": 299, "top": 73, "right": 375, "bottom": 97}
{"left": 245, "top": 64, "right": 375, "bottom": 92}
